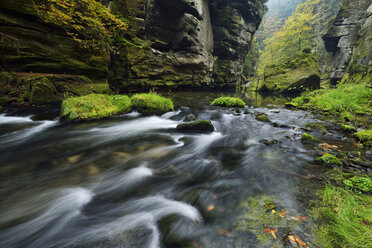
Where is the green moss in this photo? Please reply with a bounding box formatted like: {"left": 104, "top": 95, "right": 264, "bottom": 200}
{"left": 176, "top": 120, "right": 214, "bottom": 133}
{"left": 319, "top": 154, "right": 342, "bottom": 166}
{"left": 61, "top": 94, "right": 131, "bottom": 121}
{"left": 343, "top": 177, "right": 372, "bottom": 193}
{"left": 311, "top": 185, "right": 372, "bottom": 248}
{"left": 301, "top": 132, "right": 320, "bottom": 142}
{"left": 256, "top": 113, "right": 270, "bottom": 122}
{"left": 354, "top": 130, "right": 372, "bottom": 142}
{"left": 340, "top": 124, "right": 357, "bottom": 132}
{"left": 341, "top": 112, "right": 355, "bottom": 122}
{"left": 131, "top": 93, "right": 174, "bottom": 115}
{"left": 305, "top": 123, "right": 327, "bottom": 132}
{"left": 211, "top": 97, "right": 246, "bottom": 108}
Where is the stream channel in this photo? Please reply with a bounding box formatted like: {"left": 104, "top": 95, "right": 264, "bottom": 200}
{"left": 0, "top": 92, "right": 358, "bottom": 248}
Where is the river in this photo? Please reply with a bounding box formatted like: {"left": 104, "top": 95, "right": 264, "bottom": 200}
{"left": 0, "top": 92, "right": 340, "bottom": 248}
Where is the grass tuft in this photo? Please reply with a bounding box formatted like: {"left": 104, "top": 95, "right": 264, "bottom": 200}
{"left": 311, "top": 185, "right": 372, "bottom": 248}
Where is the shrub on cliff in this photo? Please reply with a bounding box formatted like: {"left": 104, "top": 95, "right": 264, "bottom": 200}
{"left": 131, "top": 93, "right": 174, "bottom": 115}
{"left": 211, "top": 97, "right": 246, "bottom": 108}
{"left": 61, "top": 94, "right": 131, "bottom": 121}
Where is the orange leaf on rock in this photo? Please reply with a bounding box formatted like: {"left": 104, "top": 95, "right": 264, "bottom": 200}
{"left": 206, "top": 205, "right": 215, "bottom": 212}
{"left": 279, "top": 212, "right": 285, "bottom": 218}
{"left": 219, "top": 229, "right": 230, "bottom": 235}
{"left": 296, "top": 215, "right": 308, "bottom": 221}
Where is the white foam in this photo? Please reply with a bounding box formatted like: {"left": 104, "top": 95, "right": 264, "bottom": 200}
{"left": 0, "top": 114, "right": 33, "bottom": 124}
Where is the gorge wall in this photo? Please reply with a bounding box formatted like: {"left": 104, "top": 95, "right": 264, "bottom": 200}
{"left": 0, "top": 0, "right": 265, "bottom": 105}
{"left": 323, "top": 0, "right": 372, "bottom": 84}
{"left": 109, "top": 0, "right": 265, "bottom": 92}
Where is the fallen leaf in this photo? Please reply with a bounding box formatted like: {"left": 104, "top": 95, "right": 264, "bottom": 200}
{"left": 272, "top": 209, "right": 276, "bottom": 214}
{"left": 295, "top": 236, "right": 307, "bottom": 247}
{"left": 268, "top": 204, "right": 275, "bottom": 209}
{"left": 360, "top": 220, "right": 370, "bottom": 226}
{"left": 296, "top": 216, "right": 308, "bottom": 221}
{"left": 263, "top": 228, "right": 278, "bottom": 239}
{"left": 206, "top": 205, "right": 215, "bottom": 212}
{"left": 279, "top": 212, "right": 285, "bottom": 218}
{"left": 219, "top": 229, "right": 230, "bottom": 235}
{"left": 334, "top": 207, "right": 339, "bottom": 212}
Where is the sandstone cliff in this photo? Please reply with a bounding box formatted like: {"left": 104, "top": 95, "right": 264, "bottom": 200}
{"left": 0, "top": 0, "right": 265, "bottom": 105}
{"left": 109, "top": 0, "right": 265, "bottom": 92}
{"left": 323, "top": 0, "right": 372, "bottom": 84}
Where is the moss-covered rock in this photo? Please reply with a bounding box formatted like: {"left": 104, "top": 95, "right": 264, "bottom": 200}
{"left": 30, "top": 77, "right": 58, "bottom": 104}
{"left": 319, "top": 154, "right": 342, "bottom": 166}
{"left": 301, "top": 133, "right": 320, "bottom": 142}
{"left": 131, "top": 93, "right": 174, "bottom": 115}
{"left": 256, "top": 113, "right": 270, "bottom": 122}
{"left": 61, "top": 94, "right": 131, "bottom": 121}
{"left": 305, "top": 123, "right": 327, "bottom": 132}
{"left": 340, "top": 124, "right": 357, "bottom": 132}
{"left": 354, "top": 130, "right": 372, "bottom": 142}
{"left": 259, "top": 53, "right": 320, "bottom": 95}
{"left": 176, "top": 120, "right": 214, "bottom": 133}
{"left": 211, "top": 97, "right": 245, "bottom": 108}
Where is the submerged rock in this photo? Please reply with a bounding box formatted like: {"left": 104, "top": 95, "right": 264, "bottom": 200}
{"left": 261, "top": 139, "right": 278, "bottom": 146}
{"left": 177, "top": 120, "right": 214, "bottom": 133}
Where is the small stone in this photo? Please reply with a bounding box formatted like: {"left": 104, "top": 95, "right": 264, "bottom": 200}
{"left": 261, "top": 139, "right": 278, "bottom": 145}
{"left": 184, "top": 113, "right": 197, "bottom": 122}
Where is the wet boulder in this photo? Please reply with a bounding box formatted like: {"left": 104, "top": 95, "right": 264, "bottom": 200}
{"left": 177, "top": 120, "right": 214, "bottom": 133}
{"left": 255, "top": 113, "right": 270, "bottom": 123}
{"left": 261, "top": 139, "right": 278, "bottom": 146}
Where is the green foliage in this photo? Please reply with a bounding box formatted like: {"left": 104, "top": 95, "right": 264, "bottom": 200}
{"left": 301, "top": 132, "right": 320, "bottom": 142}
{"left": 311, "top": 185, "right": 372, "bottom": 248}
{"left": 343, "top": 177, "right": 372, "bottom": 193}
{"left": 61, "top": 94, "right": 131, "bottom": 121}
{"left": 291, "top": 83, "right": 372, "bottom": 114}
{"left": 354, "top": 130, "right": 372, "bottom": 142}
{"left": 131, "top": 93, "right": 174, "bottom": 115}
{"left": 35, "top": 0, "right": 128, "bottom": 51}
{"left": 319, "top": 154, "right": 342, "bottom": 166}
{"left": 211, "top": 97, "right": 246, "bottom": 108}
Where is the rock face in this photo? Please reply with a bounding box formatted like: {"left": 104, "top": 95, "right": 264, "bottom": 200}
{"left": 0, "top": 0, "right": 112, "bottom": 104}
{"left": 0, "top": 0, "right": 265, "bottom": 104}
{"left": 110, "top": 0, "right": 265, "bottom": 92}
{"left": 323, "top": 0, "right": 372, "bottom": 84}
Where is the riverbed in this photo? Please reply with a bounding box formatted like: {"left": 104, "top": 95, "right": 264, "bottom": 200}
{"left": 0, "top": 92, "right": 357, "bottom": 248}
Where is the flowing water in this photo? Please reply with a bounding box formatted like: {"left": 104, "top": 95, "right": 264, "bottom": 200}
{"left": 0, "top": 92, "right": 334, "bottom": 248}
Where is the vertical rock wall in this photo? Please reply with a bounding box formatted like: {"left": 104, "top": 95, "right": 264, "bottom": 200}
{"left": 323, "top": 0, "right": 372, "bottom": 84}
{"left": 110, "top": 0, "right": 265, "bottom": 92}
